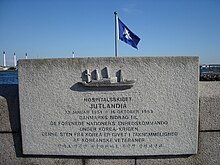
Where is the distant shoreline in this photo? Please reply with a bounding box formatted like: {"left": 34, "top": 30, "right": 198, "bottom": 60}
{"left": 0, "top": 66, "right": 17, "bottom": 72}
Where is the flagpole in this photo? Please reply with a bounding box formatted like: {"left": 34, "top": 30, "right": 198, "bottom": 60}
{"left": 114, "top": 11, "right": 118, "bottom": 57}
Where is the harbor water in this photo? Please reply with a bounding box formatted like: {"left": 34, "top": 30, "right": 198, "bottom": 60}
{"left": 0, "top": 71, "right": 18, "bottom": 84}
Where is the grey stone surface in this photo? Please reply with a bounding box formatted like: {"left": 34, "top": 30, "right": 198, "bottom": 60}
{"left": 199, "top": 82, "right": 220, "bottom": 131}
{"left": 1, "top": 132, "right": 219, "bottom": 165}
{"left": 0, "top": 96, "right": 10, "bottom": 132}
{"left": 137, "top": 132, "right": 220, "bottom": 165}
{"left": 2, "top": 83, "right": 218, "bottom": 134}
{"left": 2, "top": 83, "right": 219, "bottom": 134}
{"left": 18, "top": 57, "right": 199, "bottom": 156}
{"left": 199, "top": 97, "right": 220, "bottom": 131}
{"left": 0, "top": 133, "right": 83, "bottom": 165}
{"left": 0, "top": 70, "right": 219, "bottom": 164}
{"left": 199, "top": 82, "right": 220, "bottom": 98}
{"left": 82, "top": 159, "right": 135, "bottom": 165}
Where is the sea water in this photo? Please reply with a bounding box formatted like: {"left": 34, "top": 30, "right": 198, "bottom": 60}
{"left": 0, "top": 71, "right": 18, "bottom": 84}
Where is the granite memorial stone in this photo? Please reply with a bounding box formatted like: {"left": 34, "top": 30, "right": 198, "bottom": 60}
{"left": 18, "top": 57, "right": 199, "bottom": 156}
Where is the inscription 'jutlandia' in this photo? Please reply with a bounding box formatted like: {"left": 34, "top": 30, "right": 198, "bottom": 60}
{"left": 89, "top": 103, "right": 127, "bottom": 109}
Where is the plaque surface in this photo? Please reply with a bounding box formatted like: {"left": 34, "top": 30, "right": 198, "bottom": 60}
{"left": 18, "top": 57, "right": 199, "bottom": 156}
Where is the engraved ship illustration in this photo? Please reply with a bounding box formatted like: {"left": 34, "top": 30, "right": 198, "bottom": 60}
{"left": 79, "top": 67, "right": 135, "bottom": 88}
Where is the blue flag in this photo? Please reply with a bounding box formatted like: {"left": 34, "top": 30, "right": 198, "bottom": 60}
{"left": 118, "top": 18, "right": 140, "bottom": 49}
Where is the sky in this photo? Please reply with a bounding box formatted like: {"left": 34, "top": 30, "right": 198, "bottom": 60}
{"left": 0, "top": 0, "right": 220, "bottom": 65}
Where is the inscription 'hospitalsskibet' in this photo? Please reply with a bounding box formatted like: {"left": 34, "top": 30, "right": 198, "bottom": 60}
{"left": 79, "top": 67, "right": 135, "bottom": 88}
{"left": 83, "top": 97, "right": 132, "bottom": 103}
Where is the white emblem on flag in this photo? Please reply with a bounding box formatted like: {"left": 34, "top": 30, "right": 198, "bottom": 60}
{"left": 123, "top": 28, "right": 132, "bottom": 40}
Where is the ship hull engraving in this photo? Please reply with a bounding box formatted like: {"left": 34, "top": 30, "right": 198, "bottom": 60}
{"left": 79, "top": 67, "right": 135, "bottom": 89}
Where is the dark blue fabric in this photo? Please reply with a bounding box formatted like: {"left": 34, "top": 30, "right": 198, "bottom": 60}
{"left": 118, "top": 18, "right": 140, "bottom": 49}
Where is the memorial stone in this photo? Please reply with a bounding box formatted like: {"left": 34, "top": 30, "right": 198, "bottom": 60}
{"left": 18, "top": 57, "right": 199, "bottom": 156}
